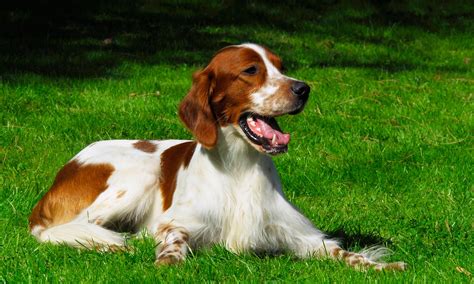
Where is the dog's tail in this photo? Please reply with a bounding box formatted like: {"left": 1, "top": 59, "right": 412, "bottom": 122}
{"left": 30, "top": 222, "right": 125, "bottom": 250}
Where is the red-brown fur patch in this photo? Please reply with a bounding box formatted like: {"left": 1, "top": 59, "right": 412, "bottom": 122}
{"left": 262, "top": 46, "right": 283, "bottom": 71}
{"left": 331, "top": 247, "right": 342, "bottom": 258}
{"left": 29, "top": 160, "right": 114, "bottom": 230}
{"left": 159, "top": 142, "right": 197, "bottom": 210}
{"left": 133, "top": 140, "right": 157, "bottom": 153}
{"left": 179, "top": 46, "right": 269, "bottom": 147}
{"left": 157, "top": 223, "right": 174, "bottom": 237}
{"left": 179, "top": 71, "right": 218, "bottom": 148}
{"left": 208, "top": 47, "right": 267, "bottom": 126}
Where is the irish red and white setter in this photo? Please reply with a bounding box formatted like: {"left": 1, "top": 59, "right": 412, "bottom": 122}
{"left": 29, "top": 43, "right": 405, "bottom": 270}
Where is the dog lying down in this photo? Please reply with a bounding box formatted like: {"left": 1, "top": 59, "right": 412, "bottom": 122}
{"left": 29, "top": 43, "right": 406, "bottom": 271}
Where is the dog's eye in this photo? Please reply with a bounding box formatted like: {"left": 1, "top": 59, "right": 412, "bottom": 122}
{"left": 242, "top": 66, "right": 258, "bottom": 75}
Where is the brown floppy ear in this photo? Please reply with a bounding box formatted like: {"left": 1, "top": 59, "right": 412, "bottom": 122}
{"left": 179, "top": 69, "right": 218, "bottom": 148}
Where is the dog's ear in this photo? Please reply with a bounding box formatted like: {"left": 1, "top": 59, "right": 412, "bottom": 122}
{"left": 179, "top": 69, "right": 217, "bottom": 148}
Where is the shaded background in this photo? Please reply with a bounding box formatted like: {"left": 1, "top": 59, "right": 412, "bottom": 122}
{"left": 1, "top": 0, "right": 472, "bottom": 79}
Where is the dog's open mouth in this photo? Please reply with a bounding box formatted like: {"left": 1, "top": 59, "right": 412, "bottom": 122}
{"left": 238, "top": 113, "right": 290, "bottom": 155}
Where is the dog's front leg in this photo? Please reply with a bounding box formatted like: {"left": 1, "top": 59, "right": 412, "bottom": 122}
{"left": 271, "top": 194, "right": 406, "bottom": 271}
{"left": 154, "top": 223, "right": 190, "bottom": 265}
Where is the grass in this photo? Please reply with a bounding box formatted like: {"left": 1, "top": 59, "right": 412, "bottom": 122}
{"left": 1, "top": 0, "right": 473, "bottom": 282}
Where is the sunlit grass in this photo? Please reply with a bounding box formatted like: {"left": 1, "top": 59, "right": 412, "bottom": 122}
{"left": 1, "top": 1, "right": 473, "bottom": 282}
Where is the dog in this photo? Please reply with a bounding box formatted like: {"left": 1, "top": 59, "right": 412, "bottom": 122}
{"left": 29, "top": 43, "right": 406, "bottom": 270}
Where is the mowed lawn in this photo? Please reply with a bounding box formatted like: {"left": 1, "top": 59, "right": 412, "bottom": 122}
{"left": 1, "top": 1, "right": 473, "bottom": 282}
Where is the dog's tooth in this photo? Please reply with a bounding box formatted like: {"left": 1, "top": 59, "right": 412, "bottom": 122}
{"left": 272, "top": 134, "right": 277, "bottom": 145}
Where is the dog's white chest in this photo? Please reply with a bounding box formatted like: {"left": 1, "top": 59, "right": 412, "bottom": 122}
{"left": 171, "top": 155, "right": 280, "bottom": 252}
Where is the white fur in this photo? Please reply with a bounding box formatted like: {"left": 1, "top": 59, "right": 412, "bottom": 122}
{"left": 31, "top": 223, "right": 124, "bottom": 249}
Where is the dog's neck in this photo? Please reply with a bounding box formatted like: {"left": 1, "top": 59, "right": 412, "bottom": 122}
{"left": 203, "top": 126, "right": 263, "bottom": 173}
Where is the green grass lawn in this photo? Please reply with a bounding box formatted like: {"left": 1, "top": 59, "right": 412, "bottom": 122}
{"left": 1, "top": 1, "right": 473, "bottom": 282}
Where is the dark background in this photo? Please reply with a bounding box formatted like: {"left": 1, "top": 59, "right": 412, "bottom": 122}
{"left": 1, "top": 0, "right": 472, "bottom": 79}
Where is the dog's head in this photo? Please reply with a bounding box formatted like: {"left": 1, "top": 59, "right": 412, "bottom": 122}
{"left": 179, "top": 43, "right": 310, "bottom": 155}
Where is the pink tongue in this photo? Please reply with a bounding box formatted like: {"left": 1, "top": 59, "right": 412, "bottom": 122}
{"left": 255, "top": 118, "right": 290, "bottom": 145}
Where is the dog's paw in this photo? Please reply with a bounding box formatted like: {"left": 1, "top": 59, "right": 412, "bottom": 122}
{"left": 154, "top": 254, "right": 183, "bottom": 266}
{"left": 374, "top": 261, "right": 407, "bottom": 271}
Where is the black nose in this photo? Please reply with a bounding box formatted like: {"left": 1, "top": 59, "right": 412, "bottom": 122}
{"left": 288, "top": 81, "right": 310, "bottom": 115}
{"left": 291, "top": 81, "right": 310, "bottom": 98}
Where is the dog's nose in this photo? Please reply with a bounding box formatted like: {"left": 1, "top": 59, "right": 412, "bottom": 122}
{"left": 291, "top": 81, "right": 310, "bottom": 98}
{"left": 288, "top": 81, "right": 310, "bottom": 115}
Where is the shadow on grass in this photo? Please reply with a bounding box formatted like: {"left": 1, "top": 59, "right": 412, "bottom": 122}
{"left": 0, "top": 0, "right": 472, "bottom": 80}
{"left": 327, "top": 228, "right": 392, "bottom": 250}
{"left": 247, "top": 228, "right": 391, "bottom": 259}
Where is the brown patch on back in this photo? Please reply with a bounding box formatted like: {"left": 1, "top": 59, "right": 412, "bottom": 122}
{"left": 159, "top": 142, "right": 197, "bottom": 210}
{"left": 29, "top": 160, "right": 114, "bottom": 230}
{"left": 133, "top": 140, "right": 157, "bottom": 153}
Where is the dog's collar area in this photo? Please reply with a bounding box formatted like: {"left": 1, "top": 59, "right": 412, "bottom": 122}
{"left": 238, "top": 113, "right": 289, "bottom": 155}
